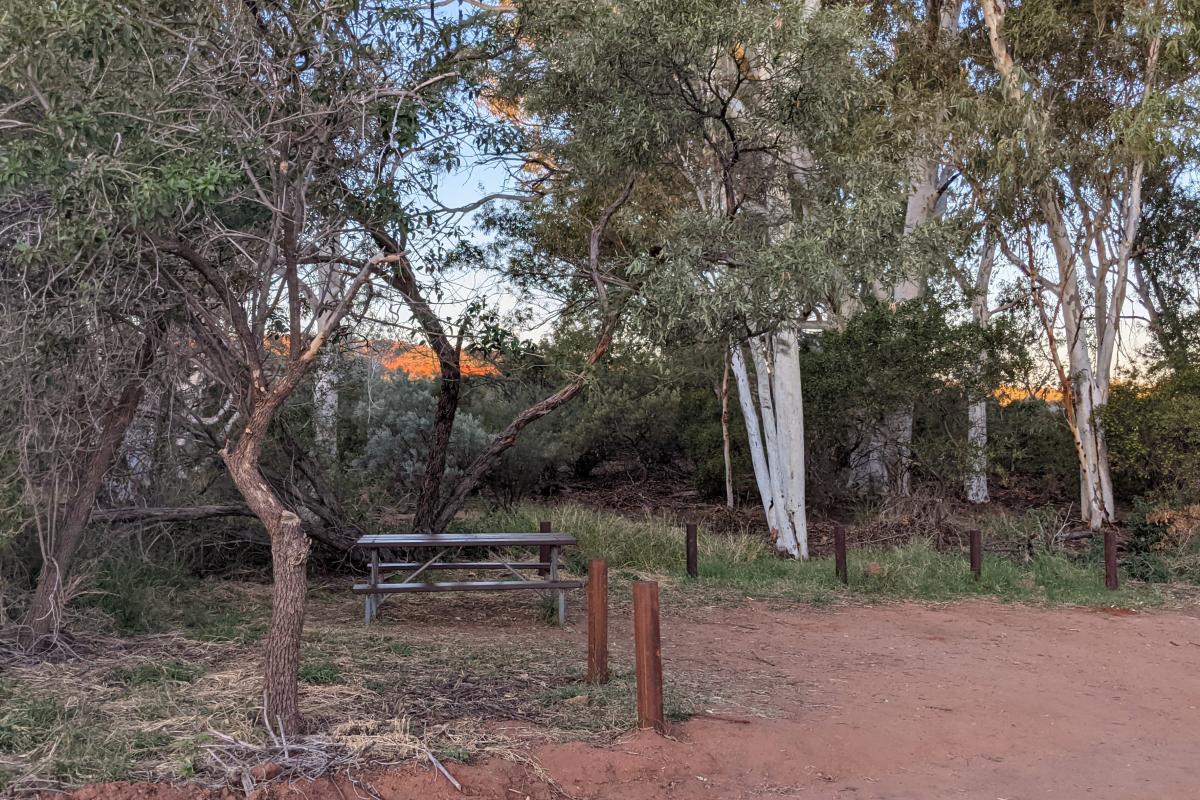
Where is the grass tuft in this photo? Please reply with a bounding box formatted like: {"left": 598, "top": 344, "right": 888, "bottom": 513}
{"left": 298, "top": 662, "right": 342, "bottom": 685}
{"left": 109, "top": 661, "right": 203, "bottom": 687}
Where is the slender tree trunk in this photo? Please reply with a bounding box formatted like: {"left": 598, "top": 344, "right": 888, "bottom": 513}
{"left": 19, "top": 323, "right": 163, "bottom": 651}
{"left": 964, "top": 236, "right": 995, "bottom": 505}
{"left": 413, "top": 348, "right": 460, "bottom": 531}
{"left": 386, "top": 262, "right": 463, "bottom": 532}
{"left": 730, "top": 344, "right": 774, "bottom": 528}
{"left": 720, "top": 352, "right": 734, "bottom": 509}
{"left": 223, "top": 410, "right": 309, "bottom": 734}
{"left": 312, "top": 264, "right": 345, "bottom": 465}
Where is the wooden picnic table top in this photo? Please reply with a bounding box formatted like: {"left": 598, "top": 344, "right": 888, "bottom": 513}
{"left": 355, "top": 532, "right": 577, "bottom": 548}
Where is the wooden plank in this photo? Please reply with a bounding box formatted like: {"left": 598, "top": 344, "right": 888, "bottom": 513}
{"left": 969, "top": 528, "right": 983, "bottom": 580}
{"left": 356, "top": 532, "right": 577, "bottom": 548}
{"left": 378, "top": 561, "right": 551, "bottom": 571}
{"left": 352, "top": 579, "right": 583, "bottom": 594}
{"left": 633, "top": 581, "right": 665, "bottom": 733}
{"left": 587, "top": 559, "right": 609, "bottom": 684}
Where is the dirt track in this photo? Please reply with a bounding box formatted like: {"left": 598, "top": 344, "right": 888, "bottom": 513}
{"left": 65, "top": 600, "right": 1200, "bottom": 799}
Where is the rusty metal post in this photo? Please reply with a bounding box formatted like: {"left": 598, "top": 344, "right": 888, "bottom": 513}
{"left": 539, "top": 519, "right": 551, "bottom": 576}
{"left": 969, "top": 528, "right": 983, "bottom": 581}
{"left": 1105, "top": 530, "right": 1118, "bottom": 590}
{"left": 834, "top": 525, "right": 848, "bottom": 585}
{"left": 587, "top": 559, "right": 609, "bottom": 684}
{"left": 633, "top": 581, "right": 665, "bottom": 733}
{"left": 685, "top": 523, "right": 698, "bottom": 578}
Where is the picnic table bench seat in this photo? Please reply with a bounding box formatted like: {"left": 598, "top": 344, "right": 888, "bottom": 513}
{"left": 354, "top": 531, "right": 581, "bottom": 625}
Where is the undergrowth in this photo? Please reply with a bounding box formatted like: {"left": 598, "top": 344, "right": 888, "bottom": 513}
{"left": 465, "top": 504, "right": 1163, "bottom": 608}
{"left": 0, "top": 502, "right": 1182, "bottom": 794}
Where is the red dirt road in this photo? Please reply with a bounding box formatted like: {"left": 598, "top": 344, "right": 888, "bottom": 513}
{"left": 67, "top": 601, "right": 1200, "bottom": 799}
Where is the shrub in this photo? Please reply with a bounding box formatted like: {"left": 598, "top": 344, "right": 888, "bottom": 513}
{"left": 1104, "top": 369, "right": 1200, "bottom": 505}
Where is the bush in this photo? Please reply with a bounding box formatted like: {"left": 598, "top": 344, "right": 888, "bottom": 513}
{"left": 352, "top": 373, "right": 491, "bottom": 500}
{"left": 988, "top": 398, "right": 1077, "bottom": 501}
{"left": 1104, "top": 369, "right": 1200, "bottom": 506}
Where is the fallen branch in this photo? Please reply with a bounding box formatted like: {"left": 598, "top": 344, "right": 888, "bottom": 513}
{"left": 90, "top": 504, "right": 251, "bottom": 524}
{"left": 426, "top": 750, "right": 463, "bottom": 792}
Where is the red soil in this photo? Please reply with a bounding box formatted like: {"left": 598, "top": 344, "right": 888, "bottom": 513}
{"left": 60, "top": 600, "right": 1200, "bottom": 799}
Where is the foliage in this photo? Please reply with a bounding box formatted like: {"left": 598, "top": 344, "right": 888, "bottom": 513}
{"left": 802, "top": 297, "right": 1032, "bottom": 503}
{"left": 352, "top": 373, "right": 491, "bottom": 502}
{"left": 1104, "top": 368, "right": 1200, "bottom": 506}
{"left": 988, "top": 399, "right": 1078, "bottom": 501}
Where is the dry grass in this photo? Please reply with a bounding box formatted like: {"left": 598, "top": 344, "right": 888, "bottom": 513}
{"left": 4, "top": 503, "right": 1189, "bottom": 796}
{"left": 0, "top": 578, "right": 731, "bottom": 797}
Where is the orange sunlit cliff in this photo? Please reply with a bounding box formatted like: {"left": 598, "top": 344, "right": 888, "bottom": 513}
{"left": 267, "top": 337, "right": 498, "bottom": 379}
{"left": 994, "top": 385, "right": 1065, "bottom": 405}
{"left": 354, "top": 341, "right": 499, "bottom": 380}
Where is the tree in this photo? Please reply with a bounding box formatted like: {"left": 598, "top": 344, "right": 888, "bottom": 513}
{"left": 511, "top": 0, "right": 905, "bottom": 557}
{"left": 2, "top": 0, "right": 490, "bottom": 731}
{"left": 0, "top": 1, "right": 184, "bottom": 650}
{"left": 849, "top": 0, "right": 966, "bottom": 498}
{"left": 969, "top": 0, "right": 1192, "bottom": 528}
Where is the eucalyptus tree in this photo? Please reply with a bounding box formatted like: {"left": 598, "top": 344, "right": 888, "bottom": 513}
{"left": 848, "top": 0, "right": 966, "bottom": 498}
{"left": 962, "top": 0, "right": 1198, "bottom": 528}
{"left": 0, "top": 2, "right": 187, "bottom": 650}
{"left": 1, "top": 0, "right": 498, "bottom": 731}
{"left": 512, "top": 0, "right": 904, "bottom": 557}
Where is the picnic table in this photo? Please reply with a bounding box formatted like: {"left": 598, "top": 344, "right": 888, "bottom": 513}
{"left": 353, "top": 532, "right": 583, "bottom": 625}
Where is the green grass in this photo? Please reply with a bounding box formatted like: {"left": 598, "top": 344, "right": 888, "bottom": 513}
{"left": 108, "top": 661, "right": 204, "bottom": 687}
{"left": 0, "top": 683, "right": 151, "bottom": 789}
{"left": 298, "top": 661, "right": 342, "bottom": 685}
{"left": 465, "top": 504, "right": 1162, "bottom": 609}
{"left": 67, "top": 552, "right": 269, "bottom": 642}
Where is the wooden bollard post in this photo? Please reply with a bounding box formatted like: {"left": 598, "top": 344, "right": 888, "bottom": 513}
{"left": 539, "top": 519, "right": 552, "bottom": 577}
{"left": 587, "top": 559, "right": 609, "bottom": 684}
{"left": 834, "top": 525, "right": 848, "bottom": 585}
{"left": 969, "top": 528, "right": 983, "bottom": 581}
{"left": 1105, "top": 530, "right": 1118, "bottom": 590}
{"left": 632, "top": 581, "right": 665, "bottom": 733}
{"left": 685, "top": 523, "right": 698, "bottom": 578}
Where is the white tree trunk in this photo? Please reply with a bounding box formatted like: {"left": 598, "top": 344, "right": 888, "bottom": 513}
{"left": 771, "top": 329, "right": 807, "bottom": 558}
{"left": 312, "top": 357, "right": 339, "bottom": 463}
{"left": 963, "top": 237, "right": 995, "bottom": 505}
{"left": 730, "top": 345, "right": 774, "bottom": 529}
{"left": 720, "top": 353, "right": 735, "bottom": 509}
{"left": 312, "top": 263, "right": 345, "bottom": 464}
{"left": 965, "top": 398, "right": 989, "bottom": 504}
{"left": 733, "top": 335, "right": 807, "bottom": 558}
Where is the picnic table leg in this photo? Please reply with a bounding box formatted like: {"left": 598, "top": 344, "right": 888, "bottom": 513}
{"left": 367, "top": 549, "right": 380, "bottom": 625}
{"left": 550, "top": 545, "right": 565, "bottom": 625}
